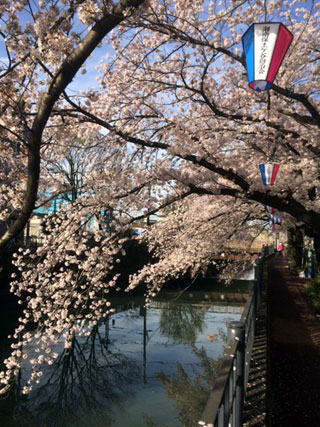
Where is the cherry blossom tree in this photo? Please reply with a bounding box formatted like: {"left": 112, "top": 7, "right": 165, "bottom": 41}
{"left": 0, "top": 0, "right": 146, "bottom": 248}
{"left": 1, "top": 0, "right": 320, "bottom": 394}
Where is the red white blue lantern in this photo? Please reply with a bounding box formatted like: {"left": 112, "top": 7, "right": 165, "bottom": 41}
{"left": 264, "top": 205, "right": 274, "bottom": 215}
{"left": 270, "top": 214, "right": 281, "bottom": 224}
{"left": 268, "top": 220, "right": 276, "bottom": 233}
{"left": 242, "top": 23, "right": 293, "bottom": 91}
{"left": 259, "top": 163, "right": 280, "bottom": 185}
{"left": 264, "top": 205, "right": 281, "bottom": 224}
{"left": 268, "top": 212, "right": 281, "bottom": 224}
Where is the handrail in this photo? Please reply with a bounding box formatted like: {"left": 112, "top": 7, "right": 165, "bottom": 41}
{"left": 198, "top": 257, "right": 264, "bottom": 427}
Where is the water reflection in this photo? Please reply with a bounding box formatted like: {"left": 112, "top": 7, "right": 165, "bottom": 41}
{"left": 1, "top": 322, "right": 141, "bottom": 427}
{"left": 145, "top": 347, "right": 222, "bottom": 427}
{"left": 158, "top": 302, "right": 206, "bottom": 345}
{"left": 0, "top": 291, "right": 244, "bottom": 427}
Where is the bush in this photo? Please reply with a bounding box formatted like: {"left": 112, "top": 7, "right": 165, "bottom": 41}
{"left": 303, "top": 275, "right": 320, "bottom": 314}
{"left": 286, "top": 243, "right": 299, "bottom": 275}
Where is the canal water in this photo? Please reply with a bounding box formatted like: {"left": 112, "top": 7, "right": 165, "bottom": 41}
{"left": 0, "top": 281, "right": 249, "bottom": 427}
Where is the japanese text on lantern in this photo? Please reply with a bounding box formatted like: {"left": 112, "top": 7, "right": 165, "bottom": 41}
{"left": 258, "top": 26, "right": 270, "bottom": 75}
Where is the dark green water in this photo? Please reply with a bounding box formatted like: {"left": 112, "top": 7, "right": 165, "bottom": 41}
{"left": 0, "top": 286, "right": 247, "bottom": 427}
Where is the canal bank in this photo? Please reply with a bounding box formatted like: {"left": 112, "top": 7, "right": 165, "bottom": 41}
{"left": 244, "top": 254, "right": 320, "bottom": 426}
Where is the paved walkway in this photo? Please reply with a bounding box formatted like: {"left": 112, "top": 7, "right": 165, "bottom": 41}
{"left": 268, "top": 254, "right": 320, "bottom": 426}
{"left": 244, "top": 254, "right": 320, "bottom": 426}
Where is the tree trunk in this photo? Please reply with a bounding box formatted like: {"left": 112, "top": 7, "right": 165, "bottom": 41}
{"left": 313, "top": 235, "right": 320, "bottom": 268}
{"left": 287, "top": 227, "right": 304, "bottom": 269}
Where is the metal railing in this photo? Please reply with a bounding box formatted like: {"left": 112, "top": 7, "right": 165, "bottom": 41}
{"left": 198, "top": 257, "right": 263, "bottom": 427}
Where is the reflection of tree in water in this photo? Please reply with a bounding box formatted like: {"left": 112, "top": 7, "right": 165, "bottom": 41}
{"left": 0, "top": 322, "right": 140, "bottom": 427}
{"left": 158, "top": 302, "right": 206, "bottom": 345}
{"left": 152, "top": 347, "right": 222, "bottom": 427}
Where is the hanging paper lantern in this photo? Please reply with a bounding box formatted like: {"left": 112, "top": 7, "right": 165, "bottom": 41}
{"left": 269, "top": 214, "right": 281, "bottom": 224}
{"left": 264, "top": 205, "right": 281, "bottom": 224}
{"left": 259, "top": 163, "right": 280, "bottom": 185}
{"left": 264, "top": 205, "right": 274, "bottom": 214}
{"left": 268, "top": 220, "right": 276, "bottom": 233}
{"left": 242, "top": 23, "right": 293, "bottom": 92}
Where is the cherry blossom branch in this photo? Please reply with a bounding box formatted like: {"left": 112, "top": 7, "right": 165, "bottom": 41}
{"left": 60, "top": 90, "right": 320, "bottom": 236}
{"left": 187, "top": 183, "right": 320, "bottom": 236}
{"left": 133, "top": 12, "right": 320, "bottom": 126}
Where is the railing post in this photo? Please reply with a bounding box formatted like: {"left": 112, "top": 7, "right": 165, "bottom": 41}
{"left": 253, "top": 258, "right": 263, "bottom": 308}
{"left": 249, "top": 279, "right": 258, "bottom": 317}
{"left": 254, "top": 258, "right": 263, "bottom": 283}
{"left": 228, "top": 321, "right": 245, "bottom": 427}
